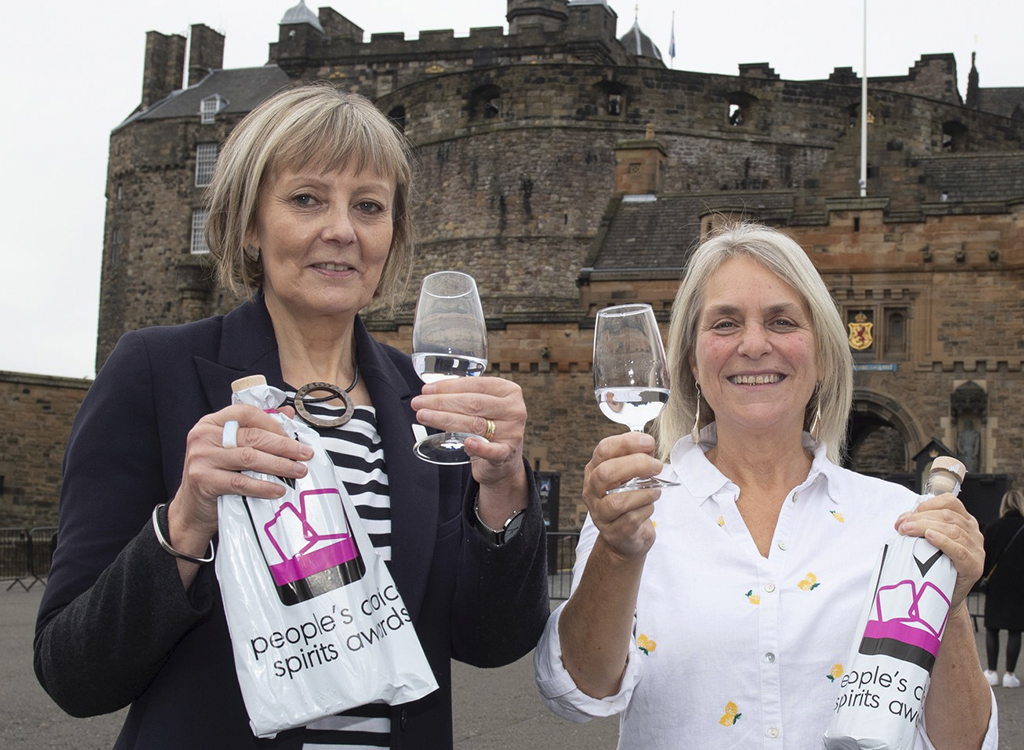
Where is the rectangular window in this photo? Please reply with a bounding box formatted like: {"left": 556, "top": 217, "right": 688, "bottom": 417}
{"left": 200, "top": 95, "right": 221, "bottom": 124}
{"left": 195, "top": 143, "right": 218, "bottom": 186}
{"left": 191, "top": 209, "right": 210, "bottom": 254}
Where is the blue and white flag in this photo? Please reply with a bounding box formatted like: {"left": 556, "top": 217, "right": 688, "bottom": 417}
{"left": 669, "top": 11, "right": 676, "bottom": 65}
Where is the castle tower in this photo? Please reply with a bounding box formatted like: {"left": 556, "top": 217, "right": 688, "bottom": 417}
{"left": 618, "top": 18, "right": 662, "bottom": 65}
{"left": 506, "top": 0, "right": 569, "bottom": 34}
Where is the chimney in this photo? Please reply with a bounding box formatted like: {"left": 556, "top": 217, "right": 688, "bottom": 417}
{"left": 142, "top": 31, "right": 186, "bottom": 109}
{"left": 613, "top": 124, "right": 666, "bottom": 195}
{"left": 188, "top": 24, "right": 226, "bottom": 87}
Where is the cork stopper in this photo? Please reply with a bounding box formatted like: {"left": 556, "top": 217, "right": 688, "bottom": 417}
{"left": 231, "top": 375, "right": 267, "bottom": 393}
{"left": 927, "top": 456, "right": 967, "bottom": 496}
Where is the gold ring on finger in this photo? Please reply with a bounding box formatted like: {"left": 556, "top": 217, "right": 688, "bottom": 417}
{"left": 483, "top": 419, "right": 497, "bottom": 441}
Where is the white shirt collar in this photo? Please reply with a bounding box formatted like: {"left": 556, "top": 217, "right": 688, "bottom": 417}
{"left": 667, "top": 423, "right": 842, "bottom": 505}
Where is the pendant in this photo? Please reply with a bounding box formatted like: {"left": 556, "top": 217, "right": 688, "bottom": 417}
{"left": 293, "top": 382, "right": 355, "bottom": 428}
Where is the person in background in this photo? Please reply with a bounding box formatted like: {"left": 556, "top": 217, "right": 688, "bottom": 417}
{"left": 35, "top": 84, "right": 548, "bottom": 749}
{"left": 535, "top": 223, "right": 996, "bottom": 748}
{"left": 982, "top": 488, "right": 1024, "bottom": 688}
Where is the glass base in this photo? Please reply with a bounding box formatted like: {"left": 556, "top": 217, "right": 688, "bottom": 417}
{"left": 605, "top": 476, "right": 679, "bottom": 495}
{"left": 413, "top": 432, "right": 482, "bottom": 465}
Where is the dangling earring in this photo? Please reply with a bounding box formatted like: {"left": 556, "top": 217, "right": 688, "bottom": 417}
{"left": 691, "top": 383, "right": 702, "bottom": 444}
{"left": 809, "top": 386, "right": 822, "bottom": 442}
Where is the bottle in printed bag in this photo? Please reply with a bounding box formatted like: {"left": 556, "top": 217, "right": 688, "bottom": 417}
{"left": 823, "top": 456, "right": 967, "bottom": 750}
{"left": 231, "top": 375, "right": 365, "bottom": 606}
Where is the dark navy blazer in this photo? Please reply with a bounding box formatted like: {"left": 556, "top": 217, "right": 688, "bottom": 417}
{"left": 35, "top": 297, "right": 548, "bottom": 749}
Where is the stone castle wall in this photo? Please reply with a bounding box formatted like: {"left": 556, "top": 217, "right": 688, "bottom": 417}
{"left": 96, "top": 53, "right": 1024, "bottom": 368}
{"left": 0, "top": 373, "right": 90, "bottom": 528}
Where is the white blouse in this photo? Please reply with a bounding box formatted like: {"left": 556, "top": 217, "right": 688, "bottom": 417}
{"left": 535, "top": 428, "right": 998, "bottom": 749}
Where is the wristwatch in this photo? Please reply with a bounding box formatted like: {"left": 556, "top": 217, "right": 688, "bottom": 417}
{"left": 473, "top": 498, "right": 526, "bottom": 545}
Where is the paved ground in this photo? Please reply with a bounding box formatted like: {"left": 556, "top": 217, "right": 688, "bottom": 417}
{"left": 2, "top": 587, "right": 1019, "bottom": 748}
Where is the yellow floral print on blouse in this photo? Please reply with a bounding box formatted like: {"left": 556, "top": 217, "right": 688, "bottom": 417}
{"left": 830, "top": 510, "right": 845, "bottom": 522}
{"left": 745, "top": 589, "right": 760, "bottom": 605}
{"left": 637, "top": 634, "right": 656, "bottom": 655}
{"left": 798, "top": 572, "right": 820, "bottom": 591}
{"left": 719, "top": 701, "right": 741, "bottom": 726}
{"left": 828, "top": 663, "right": 843, "bottom": 682}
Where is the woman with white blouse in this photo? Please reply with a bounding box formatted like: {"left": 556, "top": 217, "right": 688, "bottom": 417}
{"left": 536, "top": 223, "right": 996, "bottom": 749}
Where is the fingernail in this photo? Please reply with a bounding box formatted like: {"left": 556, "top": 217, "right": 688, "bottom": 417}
{"left": 901, "top": 520, "right": 917, "bottom": 534}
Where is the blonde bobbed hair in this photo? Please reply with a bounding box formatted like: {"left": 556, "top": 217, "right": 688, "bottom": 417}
{"left": 656, "top": 223, "right": 853, "bottom": 464}
{"left": 204, "top": 83, "right": 414, "bottom": 309}
{"left": 1000, "top": 489, "right": 1024, "bottom": 517}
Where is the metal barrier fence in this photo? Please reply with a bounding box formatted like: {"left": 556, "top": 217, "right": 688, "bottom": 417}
{"left": 547, "top": 531, "right": 580, "bottom": 601}
{"left": 0, "top": 526, "right": 57, "bottom": 591}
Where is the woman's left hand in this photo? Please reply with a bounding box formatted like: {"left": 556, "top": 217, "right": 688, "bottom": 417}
{"left": 411, "top": 376, "right": 527, "bottom": 487}
{"left": 895, "top": 493, "right": 984, "bottom": 612}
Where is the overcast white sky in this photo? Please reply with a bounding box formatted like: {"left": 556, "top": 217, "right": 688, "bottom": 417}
{"left": 1, "top": 0, "right": 1019, "bottom": 380}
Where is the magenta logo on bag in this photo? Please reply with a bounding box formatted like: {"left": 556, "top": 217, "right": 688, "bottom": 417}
{"left": 247, "top": 487, "right": 366, "bottom": 606}
{"left": 859, "top": 574, "right": 951, "bottom": 671}
{"left": 264, "top": 489, "right": 361, "bottom": 584}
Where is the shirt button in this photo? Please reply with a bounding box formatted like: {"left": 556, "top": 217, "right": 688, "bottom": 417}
{"left": 764, "top": 652, "right": 776, "bottom": 663}
{"left": 767, "top": 727, "right": 780, "bottom": 739}
{"left": 764, "top": 583, "right": 776, "bottom": 593}
{"left": 778, "top": 541, "right": 788, "bottom": 551}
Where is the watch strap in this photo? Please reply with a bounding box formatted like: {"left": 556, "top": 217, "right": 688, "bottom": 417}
{"left": 473, "top": 497, "right": 526, "bottom": 545}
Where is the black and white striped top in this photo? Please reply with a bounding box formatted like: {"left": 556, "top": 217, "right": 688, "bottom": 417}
{"left": 296, "top": 403, "right": 393, "bottom": 749}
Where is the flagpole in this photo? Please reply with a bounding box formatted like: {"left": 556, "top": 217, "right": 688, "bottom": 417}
{"left": 860, "top": 0, "right": 868, "bottom": 197}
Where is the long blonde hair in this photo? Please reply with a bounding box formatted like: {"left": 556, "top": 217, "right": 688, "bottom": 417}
{"left": 656, "top": 223, "right": 852, "bottom": 463}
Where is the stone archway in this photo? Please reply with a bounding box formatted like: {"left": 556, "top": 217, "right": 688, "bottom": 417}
{"left": 846, "top": 390, "right": 924, "bottom": 480}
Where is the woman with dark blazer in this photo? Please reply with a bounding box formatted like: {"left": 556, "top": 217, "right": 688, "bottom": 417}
{"left": 983, "top": 489, "right": 1024, "bottom": 689}
{"left": 34, "top": 85, "right": 548, "bottom": 749}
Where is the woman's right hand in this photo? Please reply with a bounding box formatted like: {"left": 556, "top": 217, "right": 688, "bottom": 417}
{"left": 167, "top": 405, "right": 314, "bottom": 554}
{"left": 582, "top": 431, "right": 664, "bottom": 560}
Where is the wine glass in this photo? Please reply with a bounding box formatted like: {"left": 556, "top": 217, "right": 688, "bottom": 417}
{"left": 593, "top": 303, "right": 678, "bottom": 494}
{"left": 411, "top": 271, "right": 489, "bottom": 464}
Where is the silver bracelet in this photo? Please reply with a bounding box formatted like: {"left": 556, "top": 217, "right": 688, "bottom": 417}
{"left": 151, "top": 503, "right": 215, "bottom": 564}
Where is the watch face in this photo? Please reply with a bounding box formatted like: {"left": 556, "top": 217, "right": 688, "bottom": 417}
{"left": 503, "top": 510, "right": 526, "bottom": 541}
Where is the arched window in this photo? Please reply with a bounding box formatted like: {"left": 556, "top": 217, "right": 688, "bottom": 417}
{"left": 595, "top": 80, "right": 627, "bottom": 116}
{"left": 726, "top": 92, "right": 756, "bottom": 127}
{"left": 470, "top": 84, "right": 502, "bottom": 120}
{"left": 941, "top": 121, "right": 968, "bottom": 152}
{"left": 110, "top": 226, "right": 122, "bottom": 264}
{"left": 847, "top": 103, "right": 860, "bottom": 129}
{"left": 884, "top": 309, "right": 907, "bottom": 357}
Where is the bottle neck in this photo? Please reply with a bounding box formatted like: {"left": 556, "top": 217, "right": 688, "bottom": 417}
{"left": 925, "top": 470, "right": 961, "bottom": 498}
